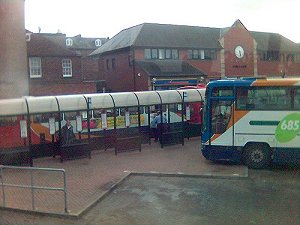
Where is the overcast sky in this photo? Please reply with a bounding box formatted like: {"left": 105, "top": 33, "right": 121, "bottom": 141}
{"left": 25, "top": 0, "right": 300, "bottom": 43}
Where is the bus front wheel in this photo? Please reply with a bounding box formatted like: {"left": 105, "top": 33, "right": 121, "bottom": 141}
{"left": 242, "top": 143, "right": 271, "bottom": 169}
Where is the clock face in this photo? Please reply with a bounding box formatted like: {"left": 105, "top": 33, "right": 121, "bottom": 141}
{"left": 235, "top": 45, "right": 244, "bottom": 59}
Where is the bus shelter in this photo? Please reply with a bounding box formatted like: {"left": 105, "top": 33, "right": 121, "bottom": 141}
{"left": 134, "top": 91, "right": 162, "bottom": 145}
{"left": 0, "top": 89, "right": 204, "bottom": 165}
{"left": 0, "top": 98, "right": 31, "bottom": 165}
{"left": 54, "top": 95, "right": 91, "bottom": 161}
{"left": 177, "top": 88, "right": 205, "bottom": 138}
{"left": 84, "top": 92, "right": 143, "bottom": 155}
{"left": 25, "top": 96, "right": 60, "bottom": 160}
{"left": 155, "top": 90, "right": 185, "bottom": 147}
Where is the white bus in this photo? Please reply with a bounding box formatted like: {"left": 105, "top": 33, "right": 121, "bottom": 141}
{"left": 201, "top": 77, "right": 300, "bottom": 168}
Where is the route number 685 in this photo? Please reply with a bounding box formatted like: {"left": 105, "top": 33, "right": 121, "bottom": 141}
{"left": 280, "top": 120, "right": 299, "bottom": 131}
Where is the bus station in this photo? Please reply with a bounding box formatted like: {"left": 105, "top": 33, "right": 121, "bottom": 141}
{"left": 1, "top": 1, "right": 300, "bottom": 224}
{"left": 0, "top": 78, "right": 300, "bottom": 225}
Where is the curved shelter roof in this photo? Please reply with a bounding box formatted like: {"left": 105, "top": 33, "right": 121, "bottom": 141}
{"left": 156, "top": 90, "right": 182, "bottom": 104}
{"left": 0, "top": 98, "right": 28, "bottom": 116}
{"left": 84, "top": 93, "right": 114, "bottom": 109}
{"left": 133, "top": 91, "right": 161, "bottom": 106}
{"left": 109, "top": 92, "right": 139, "bottom": 108}
{"left": 0, "top": 90, "right": 205, "bottom": 117}
{"left": 177, "top": 88, "right": 205, "bottom": 102}
{"left": 56, "top": 95, "right": 88, "bottom": 112}
{"left": 26, "top": 96, "right": 58, "bottom": 114}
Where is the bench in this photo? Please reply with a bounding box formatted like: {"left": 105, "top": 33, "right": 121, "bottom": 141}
{"left": 0, "top": 147, "right": 31, "bottom": 166}
{"left": 59, "top": 142, "right": 90, "bottom": 162}
{"left": 115, "top": 135, "right": 141, "bottom": 155}
{"left": 161, "top": 131, "right": 184, "bottom": 147}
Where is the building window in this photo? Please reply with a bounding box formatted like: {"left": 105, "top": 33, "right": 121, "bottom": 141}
{"left": 151, "top": 49, "right": 158, "bottom": 59}
{"left": 200, "top": 50, "right": 205, "bottom": 59}
{"left": 187, "top": 49, "right": 216, "bottom": 60}
{"left": 192, "top": 49, "right": 199, "bottom": 59}
{"left": 106, "top": 59, "right": 110, "bottom": 70}
{"left": 95, "top": 39, "right": 102, "bottom": 47}
{"left": 25, "top": 33, "right": 31, "bottom": 42}
{"left": 29, "top": 57, "right": 42, "bottom": 78}
{"left": 295, "top": 54, "right": 300, "bottom": 63}
{"left": 66, "top": 38, "right": 73, "bottom": 46}
{"left": 260, "top": 51, "right": 280, "bottom": 61}
{"left": 145, "top": 49, "right": 151, "bottom": 59}
{"left": 287, "top": 54, "right": 295, "bottom": 62}
{"left": 165, "top": 49, "right": 172, "bottom": 59}
{"left": 204, "top": 49, "right": 216, "bottom": 60}
{"left": 171, "top": 49, "right": 179, "bottom": 59}
{"left": 128, "top": 55, "right": 133, "bottom": 67}
{"left": 158, "top": 49, "right": 165, "bottom": 59}
{"left": 62, "top": 59, "right": 72, "bottom": 77}
{"left": 144, "top": 48, "right": 179, "bottom": 60}
{"left": 112, "top": 58, "right": 116, "bottom": 69}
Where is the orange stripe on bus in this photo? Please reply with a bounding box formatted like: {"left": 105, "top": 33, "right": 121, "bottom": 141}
{"left": 252, "top": 79, "right": 300, "bottom": 86}
{"left": 210, "top": 110, "right": 249, "bottom": 142}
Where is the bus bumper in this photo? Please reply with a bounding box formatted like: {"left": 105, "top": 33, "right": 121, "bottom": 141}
{"left": 201, "top": 145, "right": 242, "bottom": 163}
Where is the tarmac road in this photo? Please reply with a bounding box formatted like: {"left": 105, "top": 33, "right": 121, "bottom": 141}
{"left": 0, "top": 166, "right": 299, "bottom": 225}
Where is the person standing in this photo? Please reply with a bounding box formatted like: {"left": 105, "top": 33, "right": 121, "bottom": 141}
{"left": 154, "top": 111, "right": 167, "bottom": 142}
{"left": 150, "top": 111, "right": 158, "bottom": 142}
{"left": 61, "top": 120, "right": 76, "bottom": 145}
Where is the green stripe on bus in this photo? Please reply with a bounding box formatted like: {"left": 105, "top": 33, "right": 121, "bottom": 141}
{"left": 249, "top": 121, "right": 279, "bottom": 126}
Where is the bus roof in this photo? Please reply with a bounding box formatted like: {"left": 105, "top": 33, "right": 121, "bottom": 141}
{"left": 207, "top": 77, "right": 300, "bottom": 88}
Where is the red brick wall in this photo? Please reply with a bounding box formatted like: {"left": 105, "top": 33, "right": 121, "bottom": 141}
{"left": 39, "top": 56, "right": 81, "bottom": 81}
{"left": 223, "top": 26, "right": 255, "bottom": 77}
{"left": 82, "top": 57, "right": 100, "bottom": 80}
{"left": 257, "top": 55, "right": 300, "bottom": 77}
{"left": 102, "top": 51, "right": 139, "bottom": 92}
{"left": 29, "top": 56, "right": 99, "bottom": 96}
{"left": 134, "top": 49, "right": 144, "bottom": 60}
{"left": 29, "top": 82, "right": 96, "bottom": 96}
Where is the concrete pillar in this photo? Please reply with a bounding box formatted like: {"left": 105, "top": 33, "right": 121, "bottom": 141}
{"left": 0, "top": 0, "right": 28, "bottom": 99}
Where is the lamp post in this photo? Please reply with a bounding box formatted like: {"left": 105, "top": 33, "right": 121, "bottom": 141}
{"left": 151, "top": 78, "right": 157, "bottom": 91}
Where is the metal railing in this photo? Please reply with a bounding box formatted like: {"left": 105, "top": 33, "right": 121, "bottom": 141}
{"left": 0, "top": 165, "right": 68, "bottom": 213}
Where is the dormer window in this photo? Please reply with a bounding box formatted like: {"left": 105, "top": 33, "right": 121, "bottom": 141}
{"left": 95, "top": 39, "right": 102, "bottom": 47}
{"left": 66, "top": 38, "right": 73, "bottom": 46}
{"left": 25, "top": 33, "right": 31, "bottom": 42}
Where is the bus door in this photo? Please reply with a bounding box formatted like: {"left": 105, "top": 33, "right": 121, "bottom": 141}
{"left": 210, "top": 99, "right": 234, "bottom": 147}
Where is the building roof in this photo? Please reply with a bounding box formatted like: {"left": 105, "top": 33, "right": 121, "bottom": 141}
{"left": 26, "top": 32, "right": 109, "bottom": 57}
{"left": 90, "top": 22, "right": 300, "bottom": 56}
{"left": 66, "top": 35, "right": 108, "bottom": 50}
{"left": 90, "top": 24, "right": 144, "bottom": 55}
{"left": 27, "top": 33, "right": 78, "bottom": 57}
{"left": 90, "top": 23, "right": 223, "bottom": 56}
{"left": 250, "top": 31, "right": 300, "bottom": 52}
{"left": 135, "top": 60, "right": 206, "bottom": 77}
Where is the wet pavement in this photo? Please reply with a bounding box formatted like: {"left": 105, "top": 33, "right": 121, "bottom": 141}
{"left": 0, "top": 137, "right": 299, "bottom": 225}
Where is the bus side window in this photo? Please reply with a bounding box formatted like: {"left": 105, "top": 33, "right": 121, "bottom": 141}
{"left": 295, "top": 91, "right": 300, "bottom": 109}
{"left": 211, "top": 100, "right": 232, "bottom": 134}
{"left": 237, "top": 88, "right": 251, "bottom": 110}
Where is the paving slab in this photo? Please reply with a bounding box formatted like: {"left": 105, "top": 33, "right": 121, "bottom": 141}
{"left": 0, "top": 137, "right": 247, "bottom": 215}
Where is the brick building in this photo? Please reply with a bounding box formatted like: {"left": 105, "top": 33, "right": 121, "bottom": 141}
{"left": 91, "top": 20, "right": 300, "bottom": 92}
{"left": 26, "top": 32, "right": 108, "bottom": 96}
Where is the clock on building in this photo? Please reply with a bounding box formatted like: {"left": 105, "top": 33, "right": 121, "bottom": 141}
{"left": 234, "top": 45, "right": 245, "bottom": 59}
